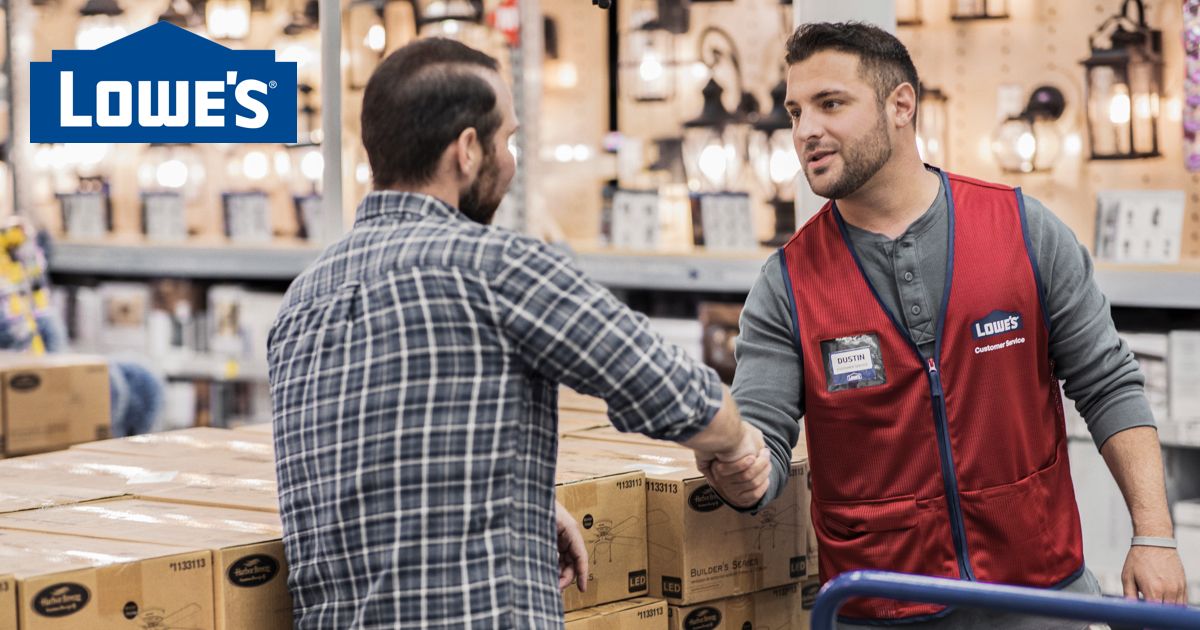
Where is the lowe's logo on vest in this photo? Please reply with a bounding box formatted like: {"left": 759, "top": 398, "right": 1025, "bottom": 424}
{"left": 30, "top": 22, "right": 296, "bottom": 143}
{"left": 972, "top": 310, "right": 1023, "bottom": 340}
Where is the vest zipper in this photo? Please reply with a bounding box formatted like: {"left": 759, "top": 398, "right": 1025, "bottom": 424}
{"left": 927, "top": 357, "right": 976, "bottom": 581}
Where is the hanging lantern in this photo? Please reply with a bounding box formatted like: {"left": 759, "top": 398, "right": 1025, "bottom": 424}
{"left": 682, "top": 79, "right": 742, "bottom": 192}
{"left": 206, "top": 0, "right": 251, "bottom": 40}
{"left": 276, "top": 0, "right": 321, "bottom": 88}
{"left": 751, "top": 80, "right": 799, "bottom": 245}
{"left": 990, "top": 85, "right": 1065, "bottom": 173}
{"left": 622, "top": 21, "right": 675, "bottom": 102}
{"left": 897, "top": 0, "right": 922, "bottom": 27}
{"left": 950, "top": 0, "right": 1007, "bottom": 21}
{"left": 916, "top": 84, "right": 948, "bottom": 167}
{"left": 157, "top": 0, "right": 205, "bottom": 33}
{"left": 75, "top": 0, "right": 127, "bottom": 50}
{"left": 1081, "top": 0, "right": 1162, "bottom": 160}
{"left": 348, "top": 0, "right": 387, "bottom": 90}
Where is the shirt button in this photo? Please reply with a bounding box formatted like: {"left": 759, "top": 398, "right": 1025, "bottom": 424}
{"left": 903, "top": 271, "right": 914, "bottom": 282}
{"left": 911, "top": 304, "right": 921, "bottom": 315}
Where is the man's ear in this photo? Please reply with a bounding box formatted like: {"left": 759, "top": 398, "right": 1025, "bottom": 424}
{"left": 890, "top": 82, "right": 918, "bottom": 129}
{"left": 454, "top": 127, "right": 481, "bottom": 179}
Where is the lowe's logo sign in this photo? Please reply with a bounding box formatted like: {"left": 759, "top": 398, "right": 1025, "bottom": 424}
{"left": 31, "top": 22, "right": 296, "bottom": 143}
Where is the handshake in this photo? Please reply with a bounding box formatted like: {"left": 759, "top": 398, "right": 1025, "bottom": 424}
{"left": 681, "top": 388, "right": 773, "bottom": 509}
{"left": 694, "top": 422, "right": 772, "bottom": 508}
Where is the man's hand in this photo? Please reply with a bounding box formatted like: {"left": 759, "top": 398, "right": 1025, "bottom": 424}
{"left": 696, "top": 422, "right": 771, "bottom": 509}
{"left": 1122, "top": 545, "right": 1188, "bottom": 604}
{"left": 555, "top": 501, "right": 588, "bottom": 592}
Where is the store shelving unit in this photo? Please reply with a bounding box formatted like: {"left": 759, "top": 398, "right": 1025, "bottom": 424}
{"left": 48, "top": 239, "right": 321, "bottom": 280}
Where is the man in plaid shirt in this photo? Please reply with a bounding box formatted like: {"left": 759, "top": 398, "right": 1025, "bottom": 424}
{"left": 267, "top": 38, "right": 769, "bottom": 628}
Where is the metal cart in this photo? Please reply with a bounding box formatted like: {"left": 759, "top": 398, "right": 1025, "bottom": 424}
{"left": 812, "top": 570, "right": 1200, "bottom": 630}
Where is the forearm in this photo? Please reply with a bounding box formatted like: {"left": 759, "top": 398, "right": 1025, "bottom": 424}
{"left": 680, "top": 387, "right": 745, "bottom": 454}
{"left": 1101, "top": 426, "right": 1174, "bottom": 537}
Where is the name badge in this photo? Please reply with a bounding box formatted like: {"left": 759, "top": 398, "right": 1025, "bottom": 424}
{"left": 821, "top": 333, "right": 887, "bottom": 392}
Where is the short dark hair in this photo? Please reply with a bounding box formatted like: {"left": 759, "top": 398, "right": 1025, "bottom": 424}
{"left": 785, "top": 22, "right": 919, "bottom": 110}
{"left": 361, "top": 38, "right": 502, "bottom": 189}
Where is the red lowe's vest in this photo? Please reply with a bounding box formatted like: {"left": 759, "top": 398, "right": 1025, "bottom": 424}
{"left": 779, "top": 171, "right": 1084, "bottom": 622}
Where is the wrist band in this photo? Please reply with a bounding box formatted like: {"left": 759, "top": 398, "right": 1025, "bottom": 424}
{"left": 1131, "top": 536, "right": 1178, "bottom": 549}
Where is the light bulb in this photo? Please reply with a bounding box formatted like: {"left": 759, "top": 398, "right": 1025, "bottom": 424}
{"left": 1016, "top": 132, "right": 1036, "bottom": 161}
{"left": 1109, "top": 91, "right": 1131, "bottom": 125}
{"left": 639, "top": 53, "right": 663, "bottom": 83}
{"left": 554, "top": 144, "right": 572, "bottom": 162}
{"left": 356, "top": 162, "right": 371, "bottom": 185}
{"left": 243, "top": 151, "right": 269, "bottom": 181}
{"left": 769, "top": 146, "right": 800, "bottom": 185}
{"left": 274, "top": 151, "right": 291, "bottom": 177}
{"left": 573, "top": 145, "right": 590, "bottom": 161}
{"left": 75, "top": 16, "right": 128, "bottom": 50}
{"left": 698, "top": 142, "right": 727, "bottom": 187}
{"left": 366, "top": 24, "right": 386, "bottom": 52}
{"left": 157, "top": 159, "right": 189, "bottom": 189}
{"left": 300, "top": 150, "right": 323, "bottom": 182}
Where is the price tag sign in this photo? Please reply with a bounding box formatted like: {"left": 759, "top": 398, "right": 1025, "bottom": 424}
{"left": 59, "top": 191, "right": 108, "bottom": 239}
{"left": 142, "top": 191, "right": 188, "bottom": 242}
{"left": 223, "top": 192, "right": 272, "bottom": 243}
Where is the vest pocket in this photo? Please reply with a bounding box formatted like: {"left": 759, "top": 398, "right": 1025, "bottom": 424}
{"left": 958, "top": 452, "right": 1074, "bottom": 587}
{"left": 814, "top": 495, "right": 947, "bottom": 619}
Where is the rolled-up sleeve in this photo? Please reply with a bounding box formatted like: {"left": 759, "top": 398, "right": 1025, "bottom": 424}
{"left": 490, "top": 237, "right": 723, "bottom": 442}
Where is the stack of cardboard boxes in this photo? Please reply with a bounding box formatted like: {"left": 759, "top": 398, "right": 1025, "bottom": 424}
{"left": 557, "top": 388, "right": 819, "bottom": 630}
{"left": 0, "top": 427, "right": 291, "bottom": 629}
{"left": 0, "top": 387, "right": 820, "bottom": 628}
{"left": 0, "top": 353, "right": 110, "bottom": 458}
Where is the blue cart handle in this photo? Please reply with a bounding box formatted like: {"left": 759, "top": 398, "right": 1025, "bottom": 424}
{"left": 811, "top": 570, "right": 1200, "bottom": 630}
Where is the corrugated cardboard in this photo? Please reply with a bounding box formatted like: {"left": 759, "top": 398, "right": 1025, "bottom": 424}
{"left": 232, "top": 422, "right": 273, "bottom": 435}
{"left": 0, "top": 573, "right": 15, "bottom": 630}
{"left": 0, "top": 498, "right": 292, "bottom": 630}
{"left": 558, "top": 411, "right": 613, "bottom": 437}
{"left": 668, "top": 580, "right": 815, "bottom": 630}
{"left": 560, "top": 437, "right": 811, "bottom": 605}
{"left": 557, "top": 443, "right": 649, "bottom": 611}
{"left": 560, "top": 387, "right": 609, "bottom": 414}
{"left": 71, "top": 427, "right": 275, "bottom": 467}
{"left": 0, "top": 449, "right": 277, "bottom": 512}
{"left": 0, "top": 480, "right": 124, "bottom": 514}
{"left": 0, "top": 528, "right": 215, "bottom": 630}
{"left": 565, "top": 597, "right": 668, "bottom": 629}
{"left": 0, "top": 353, "right": 110, "bottom": 456}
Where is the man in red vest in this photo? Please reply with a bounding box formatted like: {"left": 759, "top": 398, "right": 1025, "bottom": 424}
{"left": 704, "top": 21, "right": 1188, "bottom": 628}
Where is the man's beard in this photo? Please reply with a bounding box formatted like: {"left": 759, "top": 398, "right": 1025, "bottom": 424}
{"left": 459, "top": 148, "right": 503, "bottom": 225}
{"left": 804, "top": 111, "right": 893, "bottom": 200}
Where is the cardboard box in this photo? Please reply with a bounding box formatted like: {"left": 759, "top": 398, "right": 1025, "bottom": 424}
{"left": 565, "top": 597, "right": 668, "bottom": 629}
{"left": 560, "top": 387, "right": 609, "bottom": 414}
{"left": 232, "top": 422, "right": 274, "bottom": 435}
{"left": 559, "top": 411, "right": 613, "bottom": 437}
{"left": 560, "top": 437, "right": 811, "bottom": 605}
{"left": 0, "top": 573, "right": 16, "bottom": 630}
{"left": 72, "top": 427, "right": 275, "bottom": 467}
{"left": 0, "top": 527, "right": 215, "bottom": 630}
{"left": 0, "top": 480, "right": 124, "bottom": 514}
{"left": 0, "top": 353, "right": 110, "bottom": 456}
{"left": 668, "top": 580, "right": 816, "bottom": 630}
{"left": 0, "top": 498, "right": 292, "bottom": 630}
{"left": 557, "top": 443, "right": 650, "bottom": 611}
{"left": 0, "top": 448, "right": 278, "bottom": 512}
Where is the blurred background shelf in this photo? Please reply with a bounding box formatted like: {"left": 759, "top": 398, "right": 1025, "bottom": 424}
{"left": 48, "top": 239, "right": 321, "bottom": 280}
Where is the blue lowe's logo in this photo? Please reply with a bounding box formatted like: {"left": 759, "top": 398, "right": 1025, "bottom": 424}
{"left": 31, "top": 22, "right": 296, "bottom": 143}
{"left": 971, "top": 309, "right": 1023, "bottom": 340}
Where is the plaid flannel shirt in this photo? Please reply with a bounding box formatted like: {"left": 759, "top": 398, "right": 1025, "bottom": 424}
{"left": 267, "top": 191, "right": 723, "bottom": 629}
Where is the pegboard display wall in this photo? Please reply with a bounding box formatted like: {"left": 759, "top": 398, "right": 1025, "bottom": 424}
{"left": 898, "top": 0, "right": 1200, "bottom": 262}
